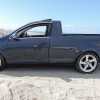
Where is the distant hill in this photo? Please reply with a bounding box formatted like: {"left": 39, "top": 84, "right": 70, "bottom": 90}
{"left": 0, "top": 29, "right": 12, "bottom": 37}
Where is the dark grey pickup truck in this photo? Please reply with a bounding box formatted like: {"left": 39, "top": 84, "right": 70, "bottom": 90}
{"left": 0, "top": 19, "right": 100, "bottom": 73}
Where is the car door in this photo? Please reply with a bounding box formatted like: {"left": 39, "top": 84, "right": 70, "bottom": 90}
{"left": 5, "top": 24, "right": 50, "bottom": 64}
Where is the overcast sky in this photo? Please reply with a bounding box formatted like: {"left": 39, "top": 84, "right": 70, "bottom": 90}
{"left": 0, "top": 0, "right": 100, "bottom": 34}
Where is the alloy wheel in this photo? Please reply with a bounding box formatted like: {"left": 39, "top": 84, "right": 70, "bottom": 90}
{"left": 0, "top": 59, "right": 2, "bottom": 66}
{"left": 79, "top": 54, "right": 97, "bottom": 73}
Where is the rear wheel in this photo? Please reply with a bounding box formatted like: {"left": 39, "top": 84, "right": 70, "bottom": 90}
{"left": 0, "top": 55, "right": 6, "bottom": 71}
{"left": 76, "top": 53, "right": 99, "bottom": 73}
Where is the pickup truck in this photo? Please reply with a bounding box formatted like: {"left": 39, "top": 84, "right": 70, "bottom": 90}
{"left": 0, "top": 19, "right": 99, "bottom": 73}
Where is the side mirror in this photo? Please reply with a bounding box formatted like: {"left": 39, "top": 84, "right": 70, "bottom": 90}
{"left": 9, "top": 35, "right": 19, "bottom": 41}
{"left": 12, "top": 36, "right": 19, "bottom": 41}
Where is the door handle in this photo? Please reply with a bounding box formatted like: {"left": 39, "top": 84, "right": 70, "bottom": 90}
{"left": 33, "top": 43, "right": 47, "bottom": 48}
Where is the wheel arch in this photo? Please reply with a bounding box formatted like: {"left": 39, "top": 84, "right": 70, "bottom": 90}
{"left": 0, "top": 52, "right": 7, "bottom": 64}
{"left": 76, "top": 50, "right": 100, "bottom": 62}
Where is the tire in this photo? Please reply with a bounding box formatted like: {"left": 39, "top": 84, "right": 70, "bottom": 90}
{"left": 0, "top": 55, "right": 6, "bottom": 71}
{"left": 75, "top": 52, "right": 99, "bottom": 73}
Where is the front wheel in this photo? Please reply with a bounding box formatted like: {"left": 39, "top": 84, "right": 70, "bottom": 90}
{"left": 0, "top": 55, "right": 6, "bottom": 71}
{"left": 76, "top": 53, "right": 99, "bottom": 73}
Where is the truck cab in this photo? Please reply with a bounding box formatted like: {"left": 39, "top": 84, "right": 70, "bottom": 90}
{"left": 4, "top": 19, "right": 62, "bottom": 63}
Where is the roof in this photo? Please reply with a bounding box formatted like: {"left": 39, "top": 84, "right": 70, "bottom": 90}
{"left": 13, "top": 19, "right": 52, "bottom": 33}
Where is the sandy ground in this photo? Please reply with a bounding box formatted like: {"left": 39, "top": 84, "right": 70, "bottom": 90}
{"left": 0, "top": 64, "right": 100, "bottom": 100}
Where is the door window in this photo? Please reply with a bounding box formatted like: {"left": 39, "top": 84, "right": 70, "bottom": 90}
{"left": 19, "top": 25, "right": 47, "bottom": 38}
{"left": 27, "top": 26, "right": 46, "bottom": 36}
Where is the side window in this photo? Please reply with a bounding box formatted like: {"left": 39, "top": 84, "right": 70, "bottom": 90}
{"left": 26, "top": 26, "right": 47, "bottom": 37}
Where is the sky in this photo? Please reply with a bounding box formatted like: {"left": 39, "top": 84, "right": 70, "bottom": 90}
{"left": 0, "top": 0, "right": 100, "bottom": 33}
